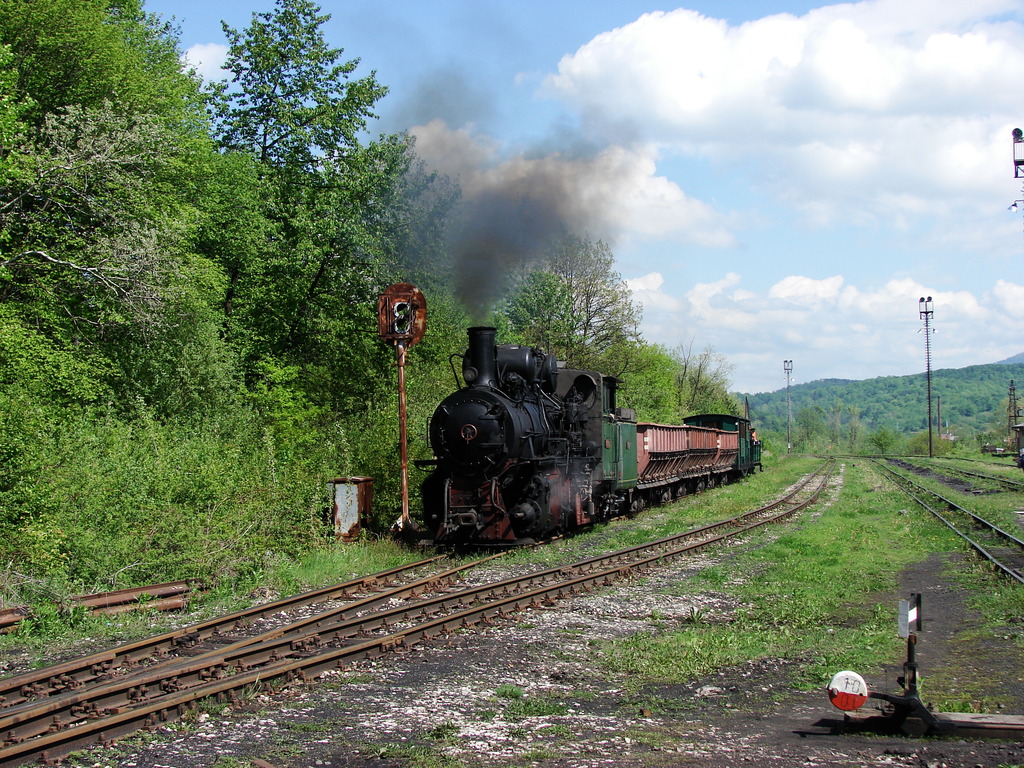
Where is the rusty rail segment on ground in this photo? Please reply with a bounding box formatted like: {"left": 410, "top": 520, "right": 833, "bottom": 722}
{"left": 0, "top": 582, "right": 192, "bottom": 634}
{"left": 0, "top": 462, "right": 834, "bottom": 768}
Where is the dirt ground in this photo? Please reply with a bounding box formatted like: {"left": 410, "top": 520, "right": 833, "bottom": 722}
{"left": 28, "top": 465, "right": 1024, "bottom": 767}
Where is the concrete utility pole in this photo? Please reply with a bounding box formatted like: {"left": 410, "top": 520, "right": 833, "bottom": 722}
{"left": 784, "top": 359, "right": 793, "bottom": 453}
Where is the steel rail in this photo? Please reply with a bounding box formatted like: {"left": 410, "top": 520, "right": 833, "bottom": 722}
{"left": 0, "top": 556, "right": 517, "bottom": 745}
{"left": 913, "top": 459, "right": 1024, "bottom": 493}
{"left": 0, "top": 463, "right": 835, "bottom": 767}
{"left": 0, "top": 554, "right": 460, "bottom": 708}
{"left": 0, "top": 462, "right": 835, "bottom": 746}
{"left": 879, "top": 462, "right": 1024, "bottom": 551}
{"left": 2, "top": 468, "right": 837, "bottom": 743}
{"left": 875, "top": 461, "right": 1024, "bottom": 585}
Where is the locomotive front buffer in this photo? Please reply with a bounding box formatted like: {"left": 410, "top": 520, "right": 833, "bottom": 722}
{"left": 825, "top": 594, "right": 1024, "bottom": 739}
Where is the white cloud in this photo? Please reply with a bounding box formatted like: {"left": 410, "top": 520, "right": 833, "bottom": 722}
{"left": 543, "top": 2, "right": 1024, "bottom": 226}
{"left": 626, "top": 272, "right": 683, "bottom": 311}
{"left": 993, "top": 279, "right": 1024, "bottom": 319}
{"left": 630, "top": 270, "right": 1010, "bottom": 393}
{"left": 183, "top": 43, "right": 229, "bottom": 82}
{"left": 684, "top": 273, "right": 757, "bottom": 331}
{"left": 769, "top": 275, "right": 844, "bottom": 306}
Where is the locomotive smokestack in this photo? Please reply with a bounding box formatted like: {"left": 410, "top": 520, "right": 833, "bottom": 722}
{"left": 463, "top": 326, "right": 497, "bottom": 388}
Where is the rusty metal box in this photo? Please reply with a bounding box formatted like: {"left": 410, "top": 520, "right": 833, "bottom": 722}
{"left": 328, "top": 477, "right": 373, "bottom": 541}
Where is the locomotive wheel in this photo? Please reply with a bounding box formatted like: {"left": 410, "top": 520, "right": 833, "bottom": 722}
{"left": 696, "top": 479, "right": 706, "bottom": 493}
{"left": 706, "top": 476, "right": 716, "bottom": 490}
{"left": 660, "top": 488, "right": 672, "bottom": 504}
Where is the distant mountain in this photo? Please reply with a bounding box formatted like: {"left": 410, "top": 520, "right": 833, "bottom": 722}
{"left": 737, "top": 362, "right": 1024, "bottom": 437}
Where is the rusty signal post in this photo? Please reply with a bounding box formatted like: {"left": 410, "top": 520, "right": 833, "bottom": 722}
{"left": 377, "top": 283, "right": 427, "bottom": 532}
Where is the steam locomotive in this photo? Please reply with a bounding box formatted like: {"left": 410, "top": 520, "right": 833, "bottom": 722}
{"left": 418, "top": 326, "right": 761, "bottom": 546}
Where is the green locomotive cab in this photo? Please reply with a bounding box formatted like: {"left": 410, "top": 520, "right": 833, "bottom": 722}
{"left": 555, "top": 368, "right": 637, "bottom": 515}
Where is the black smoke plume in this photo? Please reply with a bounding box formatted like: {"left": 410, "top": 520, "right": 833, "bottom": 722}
{"left": 411, "top": 120, "right": 621, "bottom": 320}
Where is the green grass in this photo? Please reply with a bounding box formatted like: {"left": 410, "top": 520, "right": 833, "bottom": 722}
{"left": 599, "top": 459, "right": 964, "bottom": 692}
{"left": 504, "top": 697, "right": 569, "bottom": 720}
{"left": 368, "top": 743, "right": 466, "bottom": 767}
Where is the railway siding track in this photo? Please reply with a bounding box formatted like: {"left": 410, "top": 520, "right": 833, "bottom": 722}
{"left": 875, "top": 459, "right": 1024, "bottom": 584}
{"left": 903, "top": 459, "right": 1024, "bottom": 494}
{"left": 0, "top": 461, "right": 834, "bottom": 768}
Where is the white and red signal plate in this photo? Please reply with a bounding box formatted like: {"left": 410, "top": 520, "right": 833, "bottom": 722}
{"left": 827, "top": 670, "right": 870, "bottom": 711}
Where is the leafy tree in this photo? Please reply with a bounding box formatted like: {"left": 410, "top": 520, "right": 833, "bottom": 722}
{"left": 0, "top": 44, "right": 29, "bottom": 150}
{"left": 505, "top": 235, "right": 642, "bottom": 375}
{"left": 867, "top": 427, "right": 902, "bottom": 455}
{"left": 205, "top": 0, "right": 419, "bottom": 411}
{"left": 794, "top": 406, "right": 826, "bottom": 451}
{"left": 210, "top": 0, "right": 386, "bottom": 172}
{"left": 0, "top": 0, "right": 218, "bottom": 414}
{"left": 673, "top": 341, "right": 738, "bottom": 416}
{"left": 389, "top": 151, "right": 461, "bottom": 292}
{"left": 2, "top": 104, "right": 181, "bottom": 323}
{"left": 0, "top": 0, "right": 204, "bottom": 126}
{"left": 847, "top": 404, "right": 862, "bottom": 452}
{"left": 615, "top": 343, "right": 680, "bottom": 422}
{"left": 745, "top": 364, "right": 1024, "bottom": 446}
{"left": 905, "top": 430, "right": 954, "bottom": 456}
{"left": 545, "top": 235, "right": 641, "bottom": 372}
{"left": 505, "top": 270, "right": 575, "bottom": 355}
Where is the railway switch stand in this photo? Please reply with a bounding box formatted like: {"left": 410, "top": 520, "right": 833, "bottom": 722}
{"left": 826, "top": 594, "right": 1024, "bottom": 738}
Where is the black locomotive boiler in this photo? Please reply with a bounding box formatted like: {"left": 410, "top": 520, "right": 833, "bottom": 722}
{"left": 419, "top": 326, "right": 761, "bottom": 546}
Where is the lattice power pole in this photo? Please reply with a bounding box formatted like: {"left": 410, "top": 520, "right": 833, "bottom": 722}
{"left": 1010, "top": 380, "right": 1019, "bottom": 441}
{"left": 918, "top": 297, "right": 935, "bottom": 458}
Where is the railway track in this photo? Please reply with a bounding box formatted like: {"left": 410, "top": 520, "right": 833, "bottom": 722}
{"left": 0, "top": 461, "right": 834, "bottom": 768}
{"left": 900, "top": 458, "right": 1024, "bottom": 493}
{"left": 875, "top": 459, "right": 1024, "bottom": 585}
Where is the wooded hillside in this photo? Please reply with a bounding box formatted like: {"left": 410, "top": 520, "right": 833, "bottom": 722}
{"left": 742, "top": 363, "right": 1024, "bottom": 454}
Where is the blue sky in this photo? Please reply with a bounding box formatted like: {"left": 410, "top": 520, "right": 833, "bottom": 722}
{"left": 145, "top": 0, "right": 1024, "bottom": 394}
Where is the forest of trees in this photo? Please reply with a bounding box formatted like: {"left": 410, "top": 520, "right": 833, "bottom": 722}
{"left": 0, "top": 0, "right": 739, "bottom": 598}
{"left": 743, "top": 363, "right": 1024, "bottom": 456}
